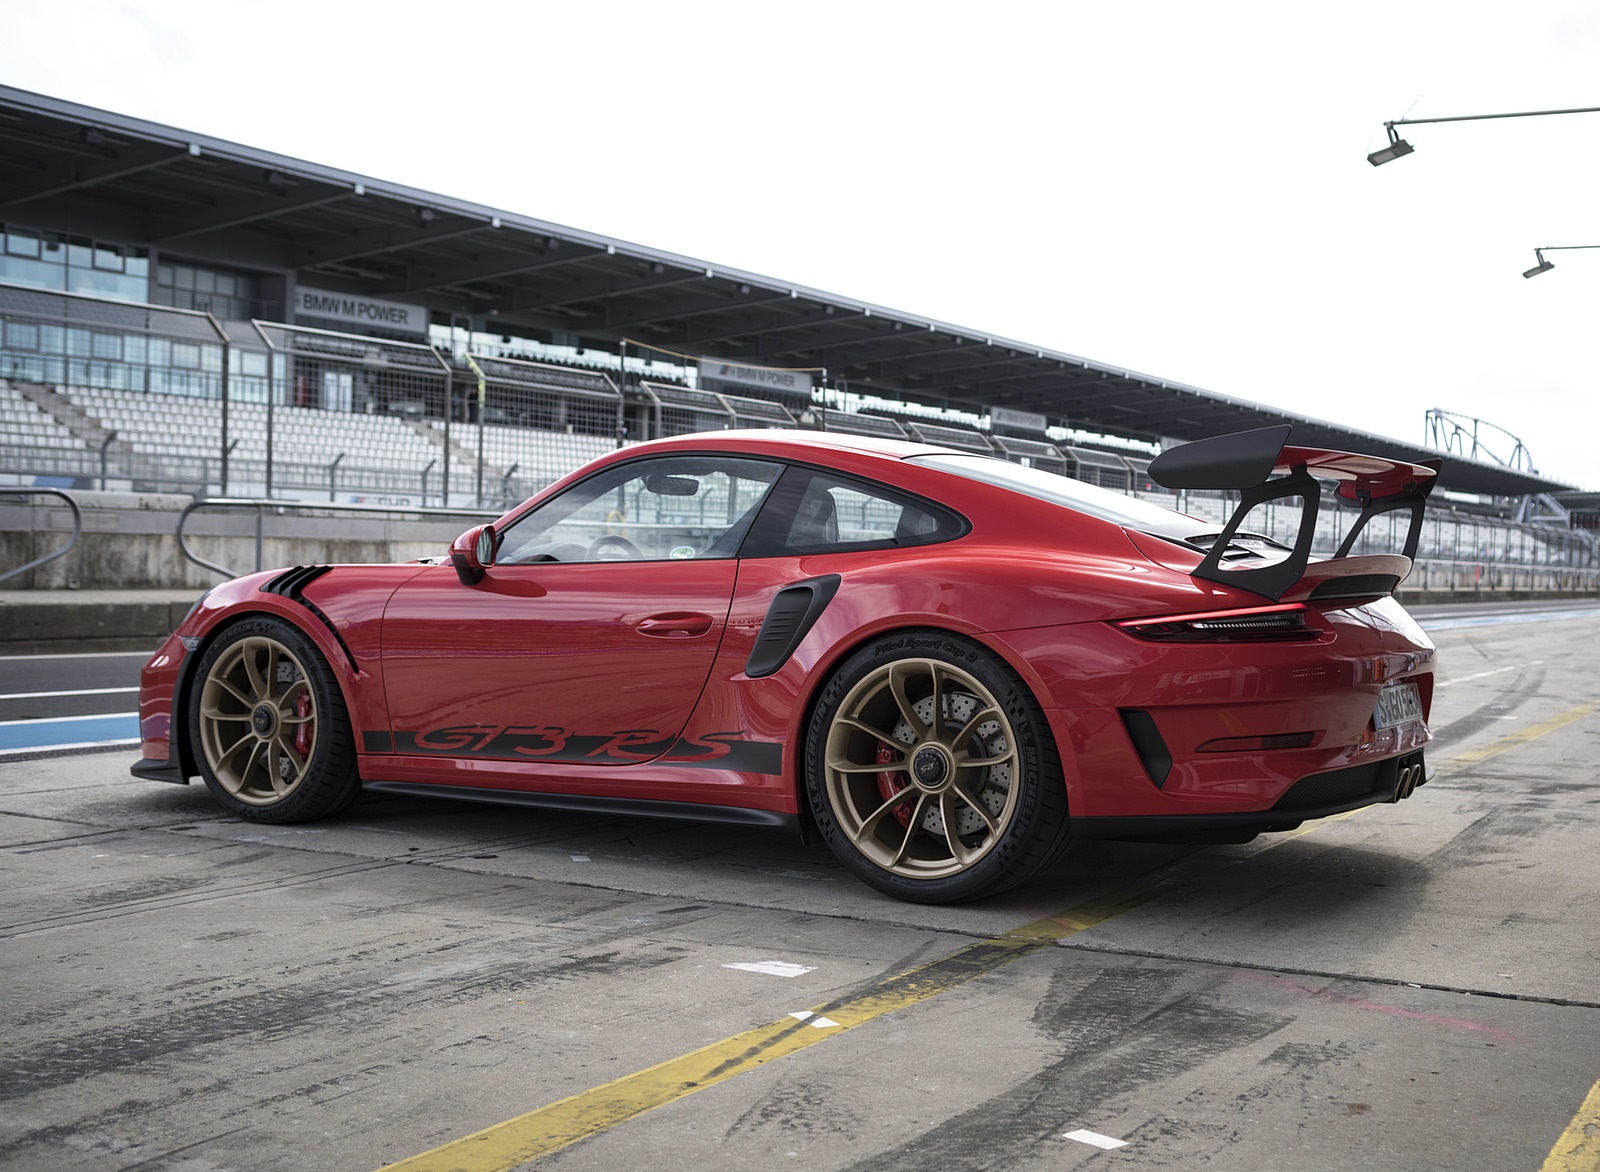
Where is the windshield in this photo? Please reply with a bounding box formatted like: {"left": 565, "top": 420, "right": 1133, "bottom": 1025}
{"left": 909, "top": 452, "right": 1199, "bottom": 539}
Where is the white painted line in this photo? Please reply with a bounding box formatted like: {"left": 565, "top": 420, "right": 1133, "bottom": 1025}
{"left": 723, "top": 961, "right": 817, "bottom": 978}
{"left": 787, "top": 1011, "right": 841, "bottom": 1029}
{"left": 570, "top": 854, "right": 590, "bottom": 862}
{"left": 0, "top": 650, "right": 152, "bottom": 661}
{"left": 0, "top": 686, "right": 141, "bottom": 700}
{"left": 1435, "top": 663, "right": 1534, "bottom": 687}
{"left": 1422, "top": 609, "right": 1600, "bottom": 631}
{"left": 1064, "top": 1128, "right": 1129, "bottom": 1150}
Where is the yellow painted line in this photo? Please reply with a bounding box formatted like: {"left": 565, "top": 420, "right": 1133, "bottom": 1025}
{"left": 376, "top": 875, "right": 1170, "bottom": 1171}
{"left": 380, "top": 698, "right": 1600, "bottom": 1171}
{"left": 1540, "top": 1077, "right": 1600, "bottom": 1172}
{"left": 1439, "top": 701, "right": 1600, "bottom": 776}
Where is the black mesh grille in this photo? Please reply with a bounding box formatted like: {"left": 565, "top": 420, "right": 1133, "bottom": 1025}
{"left": 1272, "top": 762, "right": 1384, "bottom": 810}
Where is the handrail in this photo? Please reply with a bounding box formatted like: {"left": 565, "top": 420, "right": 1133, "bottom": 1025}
{"left": 0, "top": 488, "right": 82, "bottom": 586}
{"left": 177, "top": 497, "right": 500, "bottom": 580}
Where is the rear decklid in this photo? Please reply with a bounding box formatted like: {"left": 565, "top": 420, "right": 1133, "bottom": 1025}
{"left": 1143, "top": 425, "right": 1440, "bottom": 603}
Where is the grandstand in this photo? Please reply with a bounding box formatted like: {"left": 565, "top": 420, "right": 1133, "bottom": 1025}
{"left": 2, "top": 340, "right": 1595, "bottom": 595}
{"left": 0, "top": 83, "right": 1594, "bottom": 594}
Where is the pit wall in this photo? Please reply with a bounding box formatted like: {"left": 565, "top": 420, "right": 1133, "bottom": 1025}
{"left": 0, "top": 492, "right": 476, "bottom": 591}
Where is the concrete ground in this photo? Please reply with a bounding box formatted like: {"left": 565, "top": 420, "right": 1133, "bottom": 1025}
{"left": 0, "top": 604, "right": 1597, "bottom": 1171}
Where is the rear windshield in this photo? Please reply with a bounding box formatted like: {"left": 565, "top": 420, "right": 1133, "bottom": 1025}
{"left": 909, "top": 452, "right": 1198, "bottom": 540}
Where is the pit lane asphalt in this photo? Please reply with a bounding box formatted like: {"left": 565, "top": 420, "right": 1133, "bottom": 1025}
{"left": 1, "top": 602, "right": 1597, "bottom": 1171}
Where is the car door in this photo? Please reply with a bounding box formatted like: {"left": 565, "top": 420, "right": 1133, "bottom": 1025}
{"left": 379, "top": 453, "right": 783, "bottom": 765}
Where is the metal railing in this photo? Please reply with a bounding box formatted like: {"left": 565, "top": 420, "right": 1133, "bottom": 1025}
{"left": 175, "top": 497, "right": 498, "bottom": 579}
{"left": 0, "top": 487, "right": 81, "bottom": 585}
{"left": 1399, "top": 559, "right": 1600, "bottom": 596}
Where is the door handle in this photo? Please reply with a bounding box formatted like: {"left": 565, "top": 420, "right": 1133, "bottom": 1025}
{"left": 635, "top": 612, "right": 715, "bottom": 638}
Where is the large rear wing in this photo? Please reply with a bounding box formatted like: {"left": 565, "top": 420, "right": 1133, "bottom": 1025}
{"left": 1147, "top": 425, "right": 1441, "bottom": 602}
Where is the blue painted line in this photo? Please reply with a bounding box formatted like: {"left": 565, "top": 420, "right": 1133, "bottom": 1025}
{"left": 0, "top": 713, "right": 140, "bottom": 751}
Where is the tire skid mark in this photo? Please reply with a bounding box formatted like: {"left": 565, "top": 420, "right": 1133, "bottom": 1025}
{"left": 0, "top": 913, "right": 704, "bottom": 1102}
{"left": 843, "top": 963, "right": 1293, "bottom": 1172}
{"left": 1117, "top": 1039, "right": 1360, "bottom": 1164}
{"left": 0, "top": 817, "right": 667, "bottom": 937}
{"left": 1427, "top": 661, "right": 1548, "bottom": 749}
{"left": 0, "top": 855, "right": 407, "bottom": 937}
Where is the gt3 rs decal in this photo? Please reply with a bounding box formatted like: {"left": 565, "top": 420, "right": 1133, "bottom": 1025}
{"left": 361, "top": 727, "right": 782, "bottom": 775}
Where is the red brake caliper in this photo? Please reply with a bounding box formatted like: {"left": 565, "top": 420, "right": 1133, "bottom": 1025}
{"left": 293, "top": 691, "right": 313, "bottom": 758}
{"left": 876, "top": 742, "right": 913, "bottom": 828}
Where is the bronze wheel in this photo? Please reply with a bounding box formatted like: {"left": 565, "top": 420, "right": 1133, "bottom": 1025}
{"left": 189, "top": 616, "right": 359, "bottom": 822}
{"left": 806, "top": 630, "right": 1069, "bottom": 903}
{"left": 823, "top": 657, "right": 1020, "bottom": 880}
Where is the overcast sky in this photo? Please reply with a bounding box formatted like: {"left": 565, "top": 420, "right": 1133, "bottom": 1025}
{"left": 3, "top": 1, "right": 1597, "bottom": 489}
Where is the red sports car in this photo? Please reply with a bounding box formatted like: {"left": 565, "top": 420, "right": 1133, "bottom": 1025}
{"left": 134, "top": 425, "right": 1437, "bottom": 903}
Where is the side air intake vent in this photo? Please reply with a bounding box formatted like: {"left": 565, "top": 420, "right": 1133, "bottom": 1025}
{"left": 745, "top": 575, "right": 841, "bottom": 679}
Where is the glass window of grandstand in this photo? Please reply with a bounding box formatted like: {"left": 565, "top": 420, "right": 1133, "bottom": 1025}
{"left": 494, "top": 455, "right": 785, "bottom": 564}
{"left": 154, "top": 262, "right": 260, "bottom": 321}
{"left": 228, "top": 348, "right": 278, "bottom": 403}
{"left": 1, "top": 223, "right": 150, "bottom": 302}
{"left": 1, "top": 317, "right": 224, "bottom": 397}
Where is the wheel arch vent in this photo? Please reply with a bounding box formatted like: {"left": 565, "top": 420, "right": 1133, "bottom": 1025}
{"left": 257, "top": 565, "right": 356, "bottom": 671}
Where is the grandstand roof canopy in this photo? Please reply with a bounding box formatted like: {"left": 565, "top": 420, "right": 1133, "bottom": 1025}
{"left": 0, "top": 84, "right": 1573, "bottom": 499}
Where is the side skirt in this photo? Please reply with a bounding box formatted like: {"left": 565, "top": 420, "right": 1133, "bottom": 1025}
{"left": 361, "top": 780, "right": 801, "bottom": 832}
{"left": 131, "top": 757, "right": 189, "bottom": 785}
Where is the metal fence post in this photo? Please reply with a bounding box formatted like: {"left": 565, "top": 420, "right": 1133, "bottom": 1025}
{"left": 209, "top": 312, "right": 231, "bottom": 496}
{"left": 99, "top": 430, "right": 117, "bottom": 491}
{"left": 265, "top": 346, "right": 276, "bottom": 498}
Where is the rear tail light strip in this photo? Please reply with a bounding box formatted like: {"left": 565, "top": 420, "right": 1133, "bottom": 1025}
{"left": 1115, "top": 602, "right": 1317, "bottom": 643}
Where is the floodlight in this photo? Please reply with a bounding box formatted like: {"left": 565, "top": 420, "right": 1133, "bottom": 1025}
{"left": 1367, "top": 126, "right": 1414, "bottom": 166}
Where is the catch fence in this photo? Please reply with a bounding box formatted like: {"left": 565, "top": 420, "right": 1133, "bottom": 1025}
{"left": 1, "top": 281, "right": 1596, "bottom": 579}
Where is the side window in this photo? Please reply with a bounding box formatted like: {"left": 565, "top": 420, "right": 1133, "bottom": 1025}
{"left": 742, "top": 468, "right": 966, "bottom": 557}
{"left": 494, "top": 455, "right": 783, "bottom": 564}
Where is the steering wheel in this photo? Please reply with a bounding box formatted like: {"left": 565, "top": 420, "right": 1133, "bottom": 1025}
{"left": 587, "top": 534, "right": 643, "bottom": 561}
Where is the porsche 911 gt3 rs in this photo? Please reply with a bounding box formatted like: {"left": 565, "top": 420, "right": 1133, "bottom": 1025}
{"left": 134, "top": 424, "right": 1437, "bottom": 903}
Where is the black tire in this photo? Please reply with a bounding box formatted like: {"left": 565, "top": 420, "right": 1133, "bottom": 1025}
{"left": 187, "top": 615, "right": 360, "bottom": 823}
{"left": 803, "top": 629, "right": 1070, "bottom": 903}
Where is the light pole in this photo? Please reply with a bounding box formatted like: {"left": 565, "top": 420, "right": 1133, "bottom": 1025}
{"left": 1521, "top": 244, "right": 1600, "bottom": 278}
{"left": 1367, "top": 104, "right": 1600, "bottom": 166}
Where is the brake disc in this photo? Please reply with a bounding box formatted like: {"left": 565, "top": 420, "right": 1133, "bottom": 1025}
{"left": 877, "top": 691, "right": 1012, "bottom": 838}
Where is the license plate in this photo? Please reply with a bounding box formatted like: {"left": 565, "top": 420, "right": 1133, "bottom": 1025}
{"left": 1374, "top": 681, "right": 1424, "bottom": 731}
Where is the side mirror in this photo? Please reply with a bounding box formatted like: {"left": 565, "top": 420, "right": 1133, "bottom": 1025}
{"left": 449, "top": 524, "right": 496, "bottom": 585}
